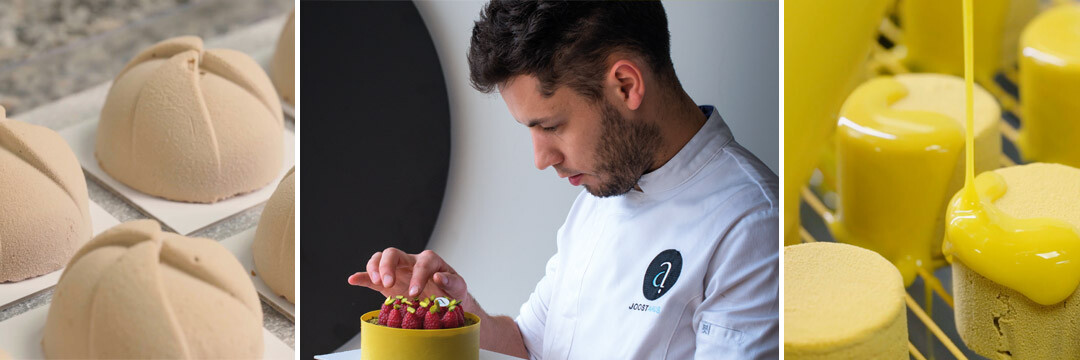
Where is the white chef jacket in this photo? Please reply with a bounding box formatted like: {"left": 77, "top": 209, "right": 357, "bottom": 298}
{"left": 515, "top": 105, "right": 779, "bottom": 359}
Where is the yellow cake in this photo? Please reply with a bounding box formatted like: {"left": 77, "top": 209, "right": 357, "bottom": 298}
{"left": 784, "top": 242, "right": 908, "bottom": 359}
{"left": 42, "top": 220, "right": 263, "bottom": 359}
{"left": 269, "top": 10, "right": 295, "bottom": 107}
{"left": 360, "top": 310, "right": 480, "bottom": 360}
{"left": 899, "top": 0, "right": 1011, "bottom": 82}
{"left": 0, "top": 106, "right": 92, "bottom": 282}
{"left": 1017, "top": 4, "right": 1080, "bottom": 168}
{"left": 95, "top": 36, "right": 284, "bottom": 203}
{"left": 831, "top": 73, "right": 1000, "bottom": 285}
{"left": 253, "top": 167, "right": 295, "bottom": 303}
{"left": 951, "top": 163, "right": 1080, "bottom": 358}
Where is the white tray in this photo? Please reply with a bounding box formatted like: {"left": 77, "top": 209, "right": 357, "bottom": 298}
{"left": 0, "top": 305, "right": 293, "bottom": 359}
{"left": 58, "top": 119, "right": 295, "bottom": 235}
{"left": 220, "top": 228, "right": 295, "bottom": 321}
{"left": 0, "top": 201, "right": 120, "bottom": 310}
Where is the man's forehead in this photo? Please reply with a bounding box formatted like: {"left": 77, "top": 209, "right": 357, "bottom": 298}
{"left": 500, "top": 75, "right": 560, "bottom": 125}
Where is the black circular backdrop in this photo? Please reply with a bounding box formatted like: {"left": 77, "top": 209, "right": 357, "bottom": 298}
{"left": 299, "top": 1, "right": 450, "bottom": 358}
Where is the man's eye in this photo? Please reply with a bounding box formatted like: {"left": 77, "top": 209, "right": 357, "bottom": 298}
{"left": 542, "top": 125, "right": 559, "bottom": 132}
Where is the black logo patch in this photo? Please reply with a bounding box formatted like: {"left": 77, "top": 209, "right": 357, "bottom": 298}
{"left": 642, "top": 249, "right": 682, "bottom": 300}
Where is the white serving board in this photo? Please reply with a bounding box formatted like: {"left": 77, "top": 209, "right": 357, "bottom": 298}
{"left": 57, "top": 119, "right": 295, "bottom": 235}
{"left": 220, "top": 228, "right": 295, "bottom": 321}
{"left": 0, "top": 201, "right": 120, "bottom": 310}
{"left": 0, "top": 305, "right": 293, "bottom": 359}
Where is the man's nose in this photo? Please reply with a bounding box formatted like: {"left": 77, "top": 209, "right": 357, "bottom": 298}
{"left": 532, "top": 132, "right": 562, "bottom": 170}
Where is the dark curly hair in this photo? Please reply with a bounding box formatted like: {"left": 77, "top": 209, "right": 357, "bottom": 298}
{"left": 468, "top": 0, "right": 678, "bottom": 101}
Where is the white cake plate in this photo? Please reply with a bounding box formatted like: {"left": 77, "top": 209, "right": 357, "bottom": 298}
{"left": 0, "top": 305, "right": 293, "bottom": 359}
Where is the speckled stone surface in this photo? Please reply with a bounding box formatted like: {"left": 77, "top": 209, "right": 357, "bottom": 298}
{"left": 0, "top": 0, "right": 295, "bottom": 350}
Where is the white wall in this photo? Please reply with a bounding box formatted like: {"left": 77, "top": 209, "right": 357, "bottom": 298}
{"left": 415, "top": 0, "right": 778, "bottom": 317}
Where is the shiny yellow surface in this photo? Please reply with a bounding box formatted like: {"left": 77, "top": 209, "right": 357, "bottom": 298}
{"left": 945, "top": 171, "right": 1080, "bottom": 306}
{"left": 945, "top": 0, "right": 1080, "bottom": 307}
{"left": 1017, "top": 4, "right": 1080, "bottom": 167}
{"left": 359, "top": 310, "right": 480, "bottom": 360}
{"left": 830, "top": 74, "right": 999, "bottom": 286}
{"left": 900, "top": 0, "right": 1011, "bottom": 83}
{"left": 784, "top": 0, "right": 889, "bottom": 245}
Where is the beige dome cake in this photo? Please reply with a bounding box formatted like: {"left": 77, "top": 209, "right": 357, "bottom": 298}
{"left": 269, "top": 10, "right": 295, "bottom": 107}
{"left": 42, "top": 220, "right": 263, "bottom": 359}
{"left": 96, "top": 36, "right": 284, "bottom": 203}
{"left": 952, "top": 163, "right": 1080, "bottom": 358}
{"left": 253, "top": 167, "right": 295, "bottom": 303}
{"left": 784, "top": 242, "right": 908, "bottom": 359}
{"left": 0, "top": 106, "right": 92, "bottom": 282}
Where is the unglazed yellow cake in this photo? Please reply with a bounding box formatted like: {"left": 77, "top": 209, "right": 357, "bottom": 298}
{"left": 253, "top": 167, "right": 295, "bottom": 303}
{"left": 952, "top": 163, "right": 1080, "bottom": 359}
{"left": 0, "top": 106, "right": 92, "bottom": 282}
{"left": 96, "top": 36, "right": 284, "bottom": 203}
{"left": 784, "top": 242, "right": 907, "bottom": 359}
{"left": 270, "top": 10, "right": 295, "bottom": 107}
{"left": 42, "top": 220, "right": 263, "bottom": 359}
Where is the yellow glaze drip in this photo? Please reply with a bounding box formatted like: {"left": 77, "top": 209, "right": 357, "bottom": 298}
{"left": 944, "top": 0, "right": 1080, "bottom": 306}
{"left": 832, "top": 78, "right": 963, "bottom": 286}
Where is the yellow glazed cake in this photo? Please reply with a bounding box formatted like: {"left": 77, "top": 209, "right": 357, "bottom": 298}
{"left": 899, "top": 0, "right": 1011, "bottom": 82}
{"left": 784, "top": 242, "right": 907, "bottom": 359}
{"left": 360, "top": 310, "right": 480, "bottom": 360}
{"left": 950, "top": 163, "right": 1080, "bottom": 358}
{"left": 1017, "top": 4, "right": 1080, "bottom": 168}
{"left": 0, "top": 106, "right": 92, "bottom": 282}
{"left": 270, "top": 10, "right": 295, "bottom": 107}
{"left": 96, "top": 36, "right": 284, "bottom": 203}
{"left": 831, "top": 73, "right": 1000, "bottom": 285}
{"left": 42, "top": 220, "right": 263, "bottom": 359}
{"left": 253, "top": 167, "right": 295, "bottom": 303}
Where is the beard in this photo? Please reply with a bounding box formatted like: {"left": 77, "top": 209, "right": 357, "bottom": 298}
{"left": 580, "top": 101, "right": 662, "bottom": 197}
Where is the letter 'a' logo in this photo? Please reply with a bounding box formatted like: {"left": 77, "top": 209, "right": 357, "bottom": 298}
{"left": 643, "top": 249, "right": 682, "bottom": 300}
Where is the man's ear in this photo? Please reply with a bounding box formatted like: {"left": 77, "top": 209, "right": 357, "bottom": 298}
{"left": 608, "top": 59, "right": 645, "bottom": 111}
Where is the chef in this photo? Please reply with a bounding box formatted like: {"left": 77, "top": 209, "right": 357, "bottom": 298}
{"left": 348, "top": 1, "right": 778, "bottom": 358}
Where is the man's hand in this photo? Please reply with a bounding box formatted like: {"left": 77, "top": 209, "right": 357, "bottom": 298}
{"left": 347, "top": 248, "right": 469, "bottom": 302}
{"left": 347, "top": 247, "right": 530, "bottom": 359}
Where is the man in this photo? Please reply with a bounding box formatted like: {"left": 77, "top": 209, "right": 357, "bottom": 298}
{"left": 348, "top": 1, "right": 778, "bottom": 358}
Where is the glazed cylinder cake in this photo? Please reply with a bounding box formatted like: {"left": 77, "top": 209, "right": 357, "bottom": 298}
{"left": 96, "top": 35, "right": 284, "bottom": 203}
{"left": 1017, "top": 4, "right": 1080, "bottom": 168}
{"left": 951, "top": 163, "right": 1080, "bottom": 358}
{"left": 0, "top": 106, "right": 92, "bottom": 282}
{"left": 42, "top": 220, "right": 264, "bottom": 359}
{"left": 270, "top": 10, "right": 295, "bottom": 107}
{"left": 784, "top": 242, "right": 908, "bottom": 359}
{"left": 832, "top": 73, "right": 1000, "bottom": 285}
{"left": 253, "top": 167, "right": 295, "bottom": 303}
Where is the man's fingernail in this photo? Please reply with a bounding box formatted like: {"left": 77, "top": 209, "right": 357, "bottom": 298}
{"left": 409, "top": 286, "right": 419, "bottom": 296}
{"left": 383, "top": 275, "right": 393, "bottom": 286}
{"left": 441, "top": 275, "right": 449, "bottom": 285}
{"left": 370, "top": 272, "right": 379, "bottom": 284}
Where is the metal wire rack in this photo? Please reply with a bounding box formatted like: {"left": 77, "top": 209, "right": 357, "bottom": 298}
{"left": 792, "top": 2, "right": 1074, "bottom": 356}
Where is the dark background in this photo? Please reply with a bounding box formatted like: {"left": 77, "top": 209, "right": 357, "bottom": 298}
{"left": 299, "top": 1, "right": 450, "bottom": 358}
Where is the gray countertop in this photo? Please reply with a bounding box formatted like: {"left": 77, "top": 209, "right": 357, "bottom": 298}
{"left": 0, "top": 0, "right": 295, "bottom": 349}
